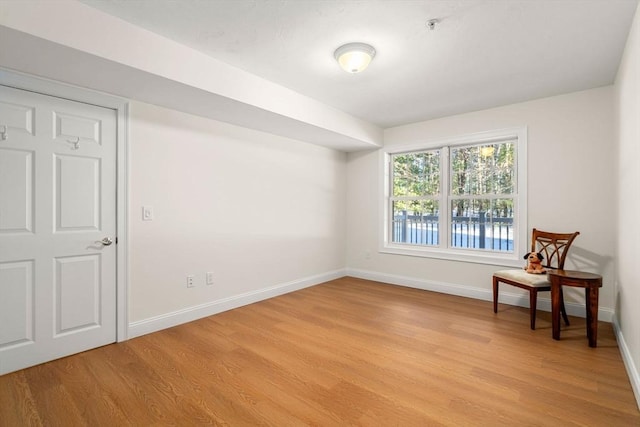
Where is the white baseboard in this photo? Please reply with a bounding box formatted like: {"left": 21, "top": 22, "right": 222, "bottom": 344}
{"left": 612, "top": 316, "right": 640, "bottom": 410}
{"left": 345, "top": 268, "right": 614, "bottom": 322}
{"left": 128, "top": 266, "right": 614, "bottom": 336}
{"left": 128, "top": 268, "right": 346, "bottom": 339}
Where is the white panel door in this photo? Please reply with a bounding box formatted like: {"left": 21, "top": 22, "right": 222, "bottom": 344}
{"left": 0, "top": 85, "right": 116, "bottom": 375}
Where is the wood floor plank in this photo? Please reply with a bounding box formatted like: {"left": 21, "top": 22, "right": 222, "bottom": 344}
{"left": 0, "top": 371, "right": 43, "bottom": 426}
{"left": 1, "top": 276, "right": 638, "bottom": 426}
{"left": 46, "top": 351, "right": 131, "bottom": 425}
{"left": 21, "top": 364, "right": 86, "bottom": 425}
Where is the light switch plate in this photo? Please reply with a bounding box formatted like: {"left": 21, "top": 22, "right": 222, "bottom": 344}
{"left": 142, "top": 206, "right": 154, "bottom": 221}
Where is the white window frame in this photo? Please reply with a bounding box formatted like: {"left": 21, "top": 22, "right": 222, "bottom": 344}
{"left": 380, "top": 127, "right": 527, "bottom": 267}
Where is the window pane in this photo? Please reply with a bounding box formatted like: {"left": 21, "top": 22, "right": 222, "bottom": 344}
{"left": 392, "top": 150, "right": 440, "bottom": 197}
{"left": 487, "top": 198, "right": 514, "bottom": 251}
{"left": 392, "top": 201, "right": 439, "bottom": 246}
{"left": 450, "top": 198, "right": 514, "bottom": 252}
{"left": 451, "top": 142, "right": 515, "bottom": 196}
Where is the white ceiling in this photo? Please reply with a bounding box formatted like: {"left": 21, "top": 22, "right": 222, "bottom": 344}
{"left": 80, "top": 0, "right": 638, "bottom": 129}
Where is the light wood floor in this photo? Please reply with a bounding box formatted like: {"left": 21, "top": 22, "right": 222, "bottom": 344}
{"left": 1, "top": 277, "right": 638, "bottom": 426}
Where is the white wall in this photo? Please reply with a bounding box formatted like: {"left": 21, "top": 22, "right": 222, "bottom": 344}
{"left": 614, "top": 3, "right": 640, "bottom": 407}
{"left": 128, "top": 101, "right": 347, "bottom": 331}
{"left": 346, "top": 86, "right": 616, "bottom": 318}
{"left": 0, "top": 0, "right": 382, "bottom": 150}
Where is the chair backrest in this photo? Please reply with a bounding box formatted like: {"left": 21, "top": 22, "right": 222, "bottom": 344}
{"left": 530, "top": 229, "right": 580, "bottom": 270}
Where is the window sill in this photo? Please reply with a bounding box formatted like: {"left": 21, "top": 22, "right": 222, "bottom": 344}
{"left": 380, "top": 244, "right": 523, "bottom": 268}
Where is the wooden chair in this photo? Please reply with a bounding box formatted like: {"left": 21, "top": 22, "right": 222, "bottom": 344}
{"left": 493, "top": 229, "right": 580, "bottom": 329}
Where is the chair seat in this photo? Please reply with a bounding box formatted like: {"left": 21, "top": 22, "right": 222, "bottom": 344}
{"left": 493, "top": 269, "right": 551, "bottom": 288}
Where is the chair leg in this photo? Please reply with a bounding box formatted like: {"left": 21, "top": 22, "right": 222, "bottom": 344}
{"left": 493, "top": 277, "right": 499, "bottom": 313}
{"left": 560, "top": 287, "right": 570, "bottom": 326}
{"left": 530, "top": 289, "right": 537, "bottom": 330}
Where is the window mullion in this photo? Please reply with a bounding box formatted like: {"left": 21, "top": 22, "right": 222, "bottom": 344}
{"left": 387, "top": 154, "right": 394, "bottom": 244}
{"left": 390, "top": 196, "right": 438, "bottom": 202}
{"left": 441, "top": 146, "right": 450, "bottom": 249}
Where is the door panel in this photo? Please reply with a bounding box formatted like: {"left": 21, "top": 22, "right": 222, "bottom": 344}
{"left": 0, "top": 148, "right": 33, "bottom": 233}
{"left": 0, "top": 100, "right": 34, "bottom": 135}
{"left": 53, "top": 111, "right": 102, "bottom": 145}
{"left": 0, "top": 260, "right": 34, "bottom": 348}
{"left": 0, "top": 85, "right": 116, "bottom": 375}
{"left": 55, "top": 154, "right": 101, "bottom": 231}
{"left": 55, "top": 255, "right": 101, "bottom": 334}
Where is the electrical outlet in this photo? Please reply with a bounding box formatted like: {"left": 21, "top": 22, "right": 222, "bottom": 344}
{"left": 364, "top": 250, "right": 371, "bottom": 260}
{"left": 186, "top": 275, "right": 195, "bottom": 288}
{"left": 206, "top": 272, "right": 214, "bottom": 285}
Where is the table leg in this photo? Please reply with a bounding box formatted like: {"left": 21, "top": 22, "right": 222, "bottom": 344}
{"left": 586, "top": 288, "right": 599, "bottom": 347}
{"left": 551, "top": 277, "right": 561, "bottom": 340}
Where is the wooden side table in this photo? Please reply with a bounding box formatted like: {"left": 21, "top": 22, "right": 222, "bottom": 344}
{"left": 547, "top": 270, "right": 603, "bottom": 347}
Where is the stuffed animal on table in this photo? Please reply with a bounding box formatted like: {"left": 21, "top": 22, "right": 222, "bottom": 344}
{"left": 524, "top": 252, "right": 546, "bottom": 274}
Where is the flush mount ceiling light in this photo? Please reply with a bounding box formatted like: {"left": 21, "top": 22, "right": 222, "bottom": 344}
{"left": 334, "top": 42, "right": 376, "bottom": 73}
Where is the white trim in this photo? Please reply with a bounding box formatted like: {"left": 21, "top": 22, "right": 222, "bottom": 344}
{"left": 383, "top": 128, "right": 527, "bottom": 155}
{"left": 379, "top": 127, "right": 527, "bottom": 268}
{"left": 116, "top": 103, "right": 130, "bottom": 341}
{"left": 0, "top": 68, "right": 130, "bottom": 342}
{"left": 345, "top": 268, "right": 614, "bottom": 322}
{"left": 128, "top": 269, "right": 346, "bottom": 339}
{"left": 612, "top": 316, "right": 640, "bottom": 410}
{"left": 379, "top": 245, "right": 524, "bottom": 268}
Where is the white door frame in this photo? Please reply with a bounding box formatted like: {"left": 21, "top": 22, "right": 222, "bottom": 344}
{"left": 0, "top": 68, "right": 129, "bottom": 342}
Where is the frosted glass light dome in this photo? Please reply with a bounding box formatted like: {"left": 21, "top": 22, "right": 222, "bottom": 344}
{"left": 334, "top": 43, "right": 376, "bottom": 73}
